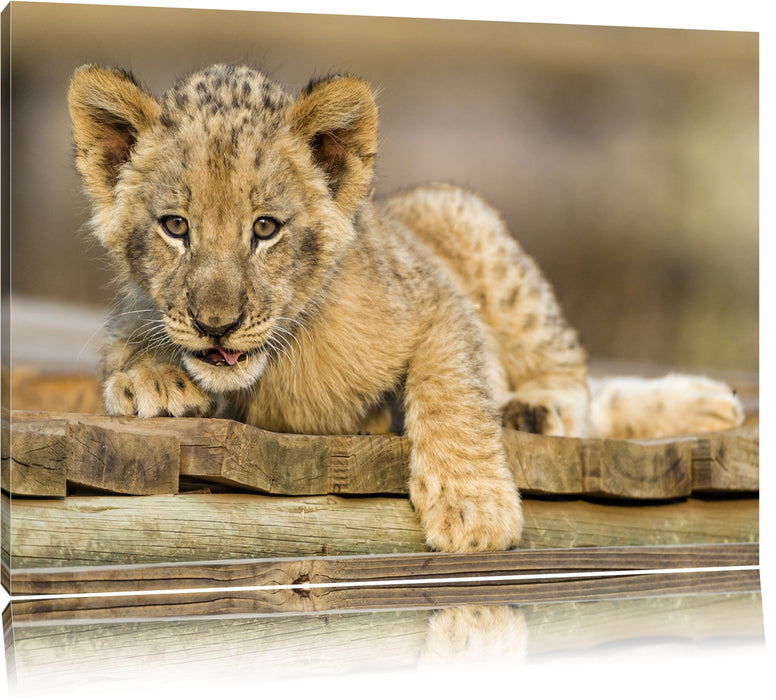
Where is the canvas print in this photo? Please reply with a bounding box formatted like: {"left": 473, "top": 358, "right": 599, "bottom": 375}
{"left": 0, "top": 1, "right": 761, "bottom": 692}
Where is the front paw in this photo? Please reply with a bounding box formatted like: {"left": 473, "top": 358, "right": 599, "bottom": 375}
{"left": 104, "top": 360, "right": 212, "bottom": 418}
{"left": 411, "top": 473, "right": 523, "bottom": 552}
{"left": 419, "top": 605, "right": 528, "bottom": 669}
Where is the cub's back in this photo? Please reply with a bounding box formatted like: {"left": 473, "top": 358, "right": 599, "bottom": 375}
{"left": 384, "top": 184, "right": 586, "bottom": 393}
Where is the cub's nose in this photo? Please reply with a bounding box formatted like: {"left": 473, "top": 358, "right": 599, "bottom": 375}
{"left": 190, "top": 312, "right": 243, "bottom": 339}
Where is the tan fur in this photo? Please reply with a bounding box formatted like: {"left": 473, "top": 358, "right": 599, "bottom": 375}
{"left": 67, "top": 63, "right": 744, "bottom": 553}
{"left": 588, "top": 374, "right": 744, "bottom": 439}
{"left": 418, "top": 606, "right": 528, "bottom": 669}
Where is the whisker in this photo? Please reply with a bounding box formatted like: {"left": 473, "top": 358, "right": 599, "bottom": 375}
{"left": 76, "top": 307, "right": 162, "bottom": 361}
{"left": 275, "top": 315, "right": 316, "bottom": 362}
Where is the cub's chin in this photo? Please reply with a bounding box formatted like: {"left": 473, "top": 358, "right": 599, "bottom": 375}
{"left": 182, "top": 349, "right": 268, "bottom": 394}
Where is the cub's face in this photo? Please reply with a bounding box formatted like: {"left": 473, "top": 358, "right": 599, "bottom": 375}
{"left": 68, "top": 65, "right": 377, "bottom": 393}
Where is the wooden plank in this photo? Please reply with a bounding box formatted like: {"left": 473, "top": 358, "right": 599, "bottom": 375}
{"left": 6, "top": 568, "right": 761, "bottom": 621}
{"left": 328, "top": 433, "right": 410, "bottom": 494}
{"left": 7, "top": 609, "right": 429, "bottom": 689}
{"left": 505, "top": 430, "right": 694, "bottom": 498}
{"left": 523, "top": 590, "right": 763, "bottom": 654}
{"left": 4, "top": 411, "right": 760, "bottom": 499}
{"left": 3, "top": 416, "right": 67, "bottom": 497}
{"left": 5, "top": 492, "right": 759, "bottom": 571}
{"left": 102, "top": 416, "right": 407, "bottom": 495}
{"left": 692, "top": 425, "right": 759, "bottom": 492}
{"left": 2, "top": 412, "right": 181, "bottom": 496}
{"left": 8, "top": 542, "right": 758, "bottom": 596}
{"left": 67, "top": 420, "right": 179, "bottom": 495}
{"left": 585, "top": 437, "right": 692, "bottom": 498}
{"left": 4, "top": 592, "right": 763, "bottom": 691}
{"left": 37, "top": 414, "right": 329, "bottom": 495}
{"left": 213, "top": 420, "right": 331, "bottom": 494}
{"left": 2, "top": 604, "right": 16, "bottom": 697}
{"left": 504, "top": 429, "right": 584, "bottom": 494}
{"left": 1, "top": 485, "right": 9, "bottom": 592}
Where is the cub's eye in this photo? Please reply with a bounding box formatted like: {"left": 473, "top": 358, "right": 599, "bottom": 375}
{"left": 253, "top": 216, "right": 281, "bottom": 241}
{"left": 160, "top": 216, "right": 189, "bottom": 239}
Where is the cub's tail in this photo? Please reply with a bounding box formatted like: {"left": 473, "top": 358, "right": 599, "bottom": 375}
{"left": 587, "top": 373, "right": 744, "bottom": 440}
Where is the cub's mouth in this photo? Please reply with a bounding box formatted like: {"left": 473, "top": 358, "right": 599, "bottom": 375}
{"left": 183, "top": 342, "right": 268, "bottom": 393}
{"left": 193, "top": 346, "right": 250, "bottom": 367}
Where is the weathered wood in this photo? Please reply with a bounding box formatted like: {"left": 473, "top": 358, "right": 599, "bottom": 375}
{"left": 207, "top": 420, "right": 332, "bottom": 494}
{"left": 4, "top": 592, "right": 763, "bottom": 692}
{"left": 328, "top": 433, "right": 411, "bottom": 494}
{"left": 3, "top": 411, "right": 760, "bottom": 499}
{"left": 165, "top": 421, "right": 759, "bottom": 499}
{"left": 6, "top": 568, "right": 760, "bottom": 621}
{"left": 692, "top": 425, "right": 759, "bottom": 492}
{"left": 3, "top": 603, "right": 16, "bottom": 696}
{"left": 522, "top": 590, "right": 764, "bottom": 654}
{"left": 2, "top": 412, "right": 182, "bottom": 496}
{"left": 1, "top": 486, "right": 10, "bottom": 592}
{"left": 2, "top": 417, "right": 67, "bottom": 497}
{"left": 4, "top": 492, "right": 758, "bottom": 572}
{"left": 505, "top": 430, "right": 694, "bottom": 498}
{"left": 82, "top": 416, "right": 409, "bottom": 495}
{"left": 67, "top": 420, "right": 179, "bottom": 495}
{"left": 6, "top": 609, "right": 429, "bottom": 689}
{"left": 8, "top": 542, "right": 758, "bottom": 596}
{"left": 504, "top": 429, "right": 584, "bottom": 493}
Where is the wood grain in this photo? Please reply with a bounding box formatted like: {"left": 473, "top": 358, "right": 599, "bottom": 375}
{"left": 3, "top": 411, "right": 760, "bottom": 499}
{"left": 5, "top": 592, "right": 763, "bottom": 693}
{"left": 522, "top": 590, "right": 763, "bottom": 654}
{"left": 692, "top": 425, "right": 760, "bottom": 492}
{"left": 9, "top": 542, "right": 758, "bottom": 596}
{"left": 67, "top": 420, "right": 179, "bottom": 495}
{"left": 7, "top": 568, "right": 760, "bottom": 621}
{"left": 2, "top": 416, "right": 67, "bottom": 497}
{"left": 4, "top": 492, "right": 758, "bottom": 574}
{"left": 7, "top": 608, "right": 430, "bottom": 688}
{"left": 505, "top": 430, "right": 695, "bottom": 498}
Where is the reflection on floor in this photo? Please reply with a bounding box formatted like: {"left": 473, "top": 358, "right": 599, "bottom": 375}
{"left": 3, "top": 591, "right": 764, "bottom": 695}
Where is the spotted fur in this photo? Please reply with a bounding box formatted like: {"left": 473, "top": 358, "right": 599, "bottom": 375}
{"left": 68, "top": 63, "right": 744, "bottom": 553}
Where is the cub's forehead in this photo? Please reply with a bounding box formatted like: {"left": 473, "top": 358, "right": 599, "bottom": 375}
{"left": 135, "top": 65, "right": 303, "bottom": 210}
{"left": 158, "top": 64, "right": 292, "bottom": 131}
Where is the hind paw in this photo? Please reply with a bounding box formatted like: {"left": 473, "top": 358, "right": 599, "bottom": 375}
{"left": 501, "top": 398, "right": 565, "bottom": 435}
{"left": 593, "top": 373, "right": 745, "bottom": 439}
{"left": 659, "top": 373, "right": 744, "bottom": 435}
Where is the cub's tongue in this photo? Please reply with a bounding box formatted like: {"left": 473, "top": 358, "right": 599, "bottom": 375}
{"left": 203, "top": 347, "right": 244, "bottom": 366}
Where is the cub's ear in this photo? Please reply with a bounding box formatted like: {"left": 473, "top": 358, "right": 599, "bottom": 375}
{"left": 68, "top": 65, "right": 160, "bottom": 208}
{"left": 289, "top": 75, "right": 378, "bottom": 214}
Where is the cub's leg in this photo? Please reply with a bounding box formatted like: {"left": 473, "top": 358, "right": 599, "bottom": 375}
{"left": 390, "top": 185, "right": 744, "bottom": 441}
{"left": 449, "top": 201, "right": 591, "bottom": 437}
{"left": 479, "top": 327, "right": 590, "bottom": 437}
{"left": 588, "top": 373, "right": 744, "bottom": 439}
{"left": 100, "top": 317, "right": 212, "bottom": 418}
{"left": 418, "top": 605, "right": 528, "bottom": 670}
{"left": 404, "top": 295, "right": 523, "bottom": 552}
{"left": 387, "top": 184, "right": 591, "bottom": 437}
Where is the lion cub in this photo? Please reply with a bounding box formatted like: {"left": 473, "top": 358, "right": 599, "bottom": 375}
{"left": 68, "top": 64, "right": 744, "bottom": 552}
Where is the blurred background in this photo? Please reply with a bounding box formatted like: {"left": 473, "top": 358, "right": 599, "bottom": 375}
{"left": 7, "top": 2, "right": 758, "bottom": 375}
